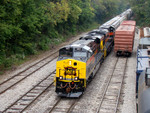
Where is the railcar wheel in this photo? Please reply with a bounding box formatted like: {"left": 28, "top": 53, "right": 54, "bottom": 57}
{"left": 116, "top": 51, "right": 121, "bottom": 56}
{"left": 125, "top": 52, "right": 131, "bottom": 57}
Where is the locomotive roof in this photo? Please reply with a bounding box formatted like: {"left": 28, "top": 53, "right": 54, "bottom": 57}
{"left": 61, "top": 39, "right": 93, "bottom": 53}
{"left": 88, "top": 29, "right": 109, "bottom": 35}
{"left": 91, "top": 35, "right": 104, "bottom": 40}
{"left": 61, "top": 34, "right": 104, "bottom": 53}
{"left": 72, "top": 39, "right": 93, "bottom": 45}
{"left": 81, "top": 34, "right": 105, "bottom": 42}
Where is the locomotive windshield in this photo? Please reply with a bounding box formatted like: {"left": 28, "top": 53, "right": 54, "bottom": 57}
{"left": 74, "top": 52, "right": 87, "bottom": 57}
{"left": 59, "top": 47, "right": 73, "bottom": 57}
{"left": 59, "top": 47, "right": 87, "bottom": 61}
{"left": 73, "top": 48, "right": 87, "bottom": 58}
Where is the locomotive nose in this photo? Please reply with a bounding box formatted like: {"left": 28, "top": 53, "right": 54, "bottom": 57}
{"left": 65, "top": 60, "right": 77, "bottom": 67}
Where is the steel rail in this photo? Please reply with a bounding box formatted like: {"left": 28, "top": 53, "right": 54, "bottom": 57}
{"left": 2, "top": 70, "right": 56, "bottom": 113}
{"left": 114, "top": 58, "right": 128, "bottom": 113}
{"left": 0, "top": 37, "right": 80, "bottom": 95}
{"left": 96, "top": 57, "right": 119, "bottom": 113}
{"left": 0, "top": 53, "right": 58, "bottom": 95}
{"left": 48, "top": 98, "right": 62, "bottom": 113}
{"left": 66, "top": 98, "right": 79, "bottom": 113}
{"left": 0, "top": 51, "right": 58, "bottom": 86}
{"left": 48, "top": 98, "right": 79, "bottom": 113}
{"left": 96, "top": 57, "right": 128, "bottom": 113}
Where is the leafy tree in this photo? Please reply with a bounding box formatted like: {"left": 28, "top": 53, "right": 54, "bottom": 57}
{"left": 128, "top": 0, "right": 150, "bottom": 25}
{"left": 0, "top": 0, "right": 129, "bottom": 69}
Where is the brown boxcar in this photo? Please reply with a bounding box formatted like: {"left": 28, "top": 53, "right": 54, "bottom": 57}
{"left": 114, "top": 21, "right": 136, "bottom": 56}
{"left": 121, "top": 20, "right": 136, "bottom": 26}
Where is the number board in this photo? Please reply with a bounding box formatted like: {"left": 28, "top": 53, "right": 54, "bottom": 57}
{"left": 64, "top": 67, "right": 76, "bottom": 76}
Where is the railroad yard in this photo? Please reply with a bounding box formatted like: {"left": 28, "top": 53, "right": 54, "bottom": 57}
{"left": 0, "top": 27, "right": 139, "bottom": 113}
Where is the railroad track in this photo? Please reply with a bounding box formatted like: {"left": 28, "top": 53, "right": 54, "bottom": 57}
{"left": 1, "top": 47, "right": 128, "bottom": 113}
{"left": 48, "top": 98, "right": 78, "bottom": 113}
{"left": 0, "top": 52, "right": 58, "bottom": 94}
{"left": 2, "top": 54, "right": 127, "bottom": 113}
{"left": 0, "top": 33, "right": 87, "bottom": 112}
{"left": 2, "top": 70, "right": 56, "bottom": 113}
{"left": 96, "top": 57, "right": 128, "bottom": 113}
{"left": 0, "top": 36, "right": 82, "bottom": 95}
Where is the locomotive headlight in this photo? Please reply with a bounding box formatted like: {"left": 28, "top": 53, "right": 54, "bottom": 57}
{"left": 60, "top": 76, "right": 63, "bottom": 80}
{"left": 74, "top": 77, "right": 78, "bottom": 81}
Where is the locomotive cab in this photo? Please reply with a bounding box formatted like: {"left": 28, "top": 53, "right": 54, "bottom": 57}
{"left": 58, "top": 46, "right": 89, "bottom": 62}
{"left": 55, "top": 44, "right": 93, "bottom": 97}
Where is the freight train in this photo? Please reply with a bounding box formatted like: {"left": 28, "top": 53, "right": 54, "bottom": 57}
{"left": 54, "top": 9, "right": 133, "bottom": 97}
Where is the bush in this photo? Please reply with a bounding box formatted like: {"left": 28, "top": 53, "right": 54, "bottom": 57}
{"left": 38, "top": 35, "right": 51, "bottom": 50}
{"left": 3, "top": 58, "right": 13, "bottom": 68}
{"left": 23, "top": 43, "right": 37, "bottom": 55}
{"left": 16, "top": 53, "right": 25, "bottom": 60}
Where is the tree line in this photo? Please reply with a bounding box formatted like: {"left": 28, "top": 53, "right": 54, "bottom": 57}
{"left": 0, "top": 0, "right": 128, "bottom": 69}
{"left": 129, "top": 0, "right": 150, "bottom": 26}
